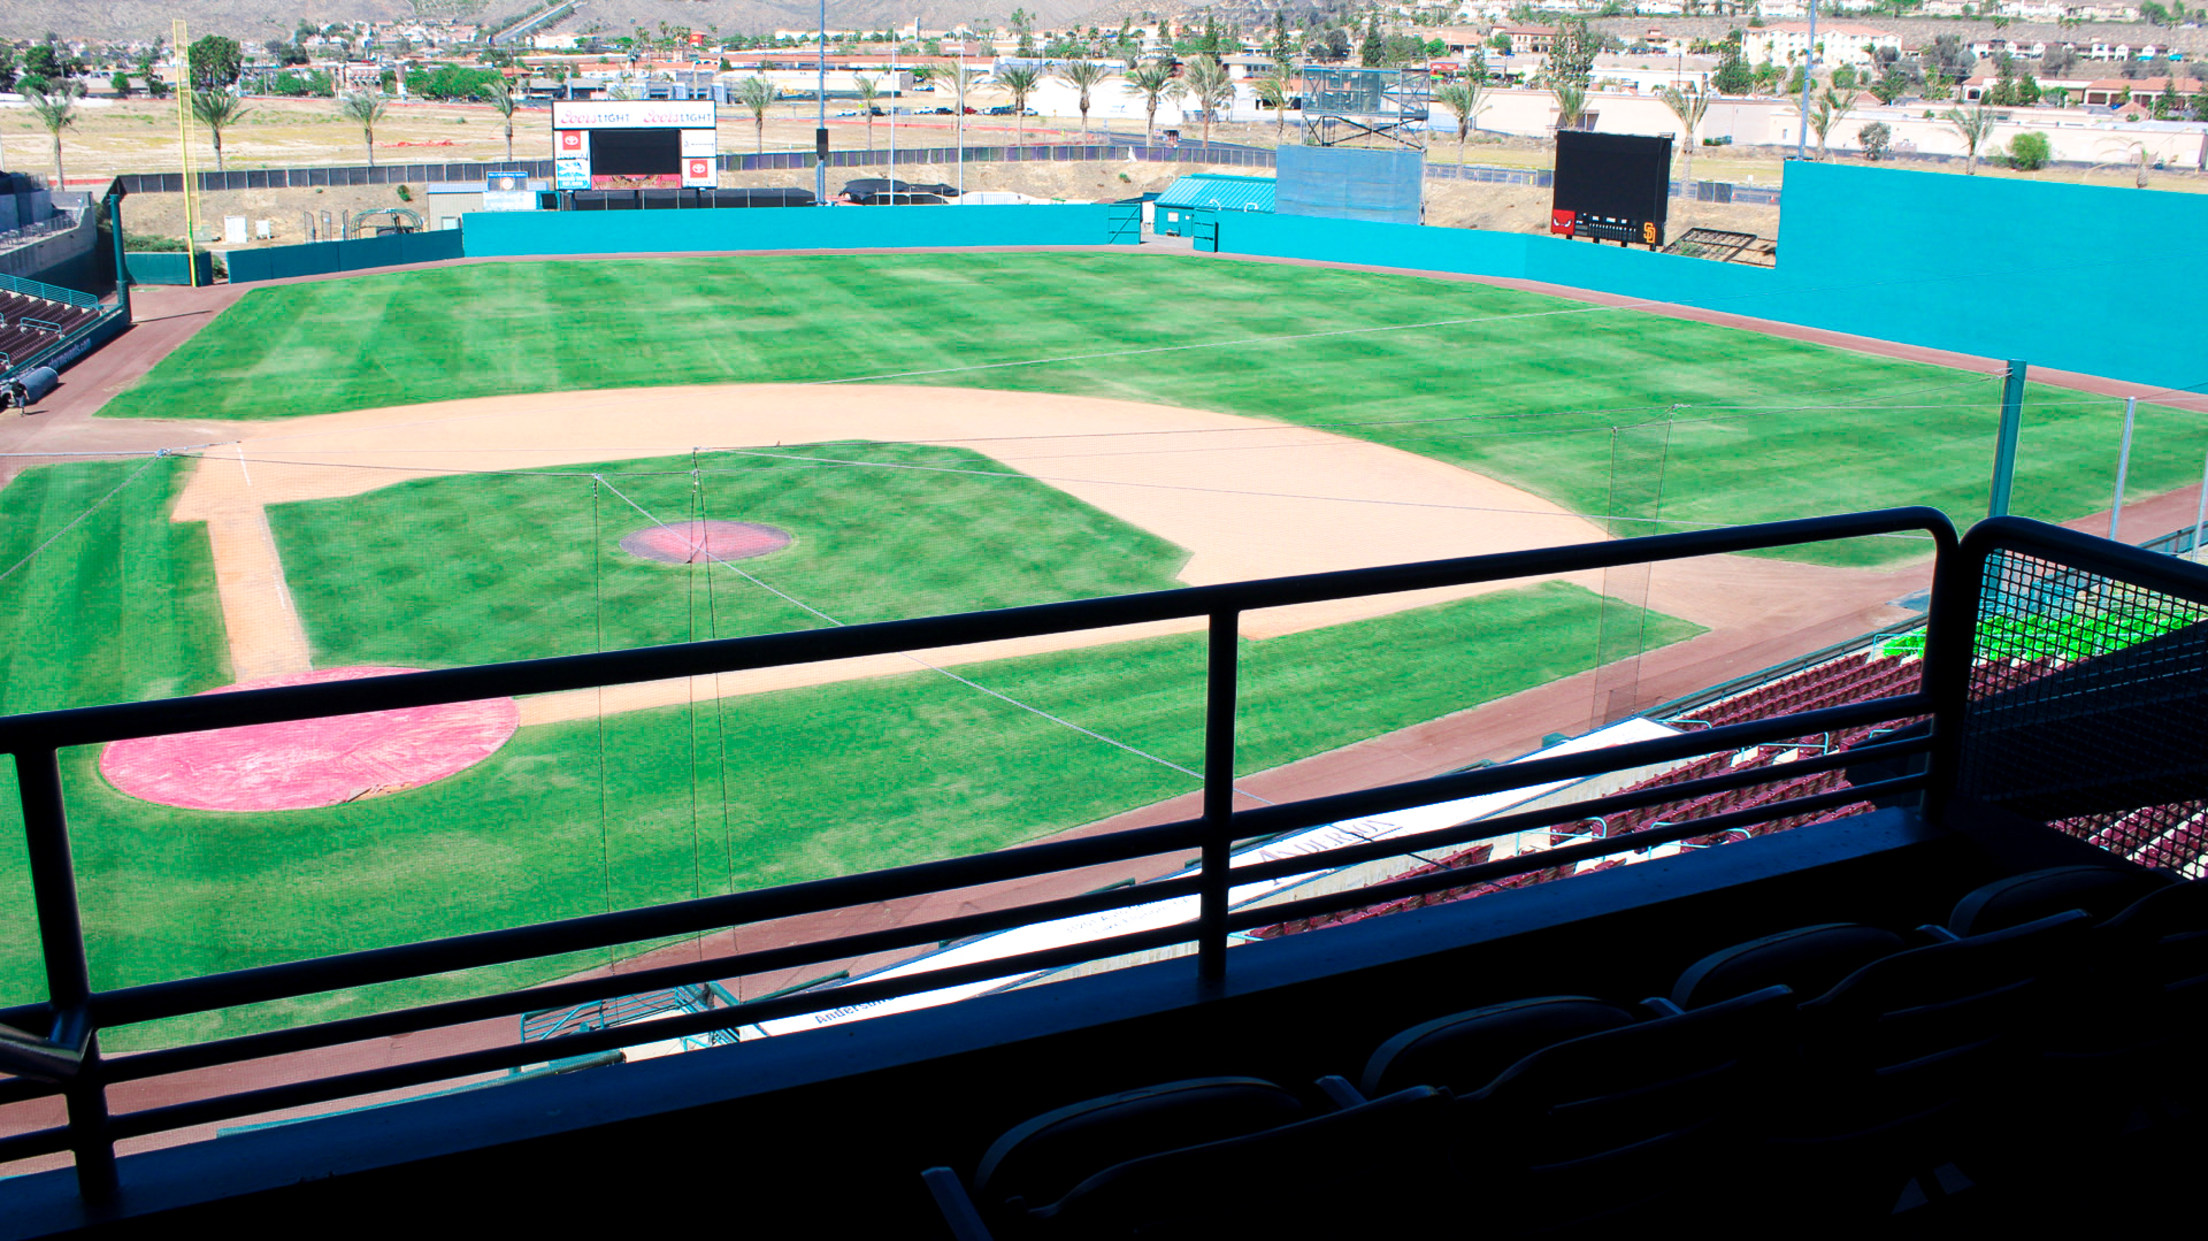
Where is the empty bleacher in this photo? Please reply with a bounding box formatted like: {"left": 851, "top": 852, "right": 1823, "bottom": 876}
{"left": 0, "top": 288, "right": 101, "bottom": 371}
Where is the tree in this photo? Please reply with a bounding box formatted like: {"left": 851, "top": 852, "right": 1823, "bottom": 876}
{"left": 0, "top": 44, "right": 16, "bottom": 93}
{"left": 25, "top": 90, "right": 76, "bottom": 186}
{"left": 339, "top": 90, "right": 387, "bottom": 167}
{"left": 1432, "top": 80, "right": 1490, "bottom": 165}
{"left": 1122, "top": 60, "right": 1187, "bottom": 144}
{"left": 1183, "top": 55, "right": 1232, "bottom": 151}
{"left": 1550, "top": 17, "right": 1599, "bottom": 88}
{"left": 486, "top": 77, "right": 519, "bottom": 162}
{"left": 734, "top": 77, "right": 776, "bottom": 153}
{"left": 191, "top": 90, "right": 252, "bottom": 172}
{"left": 1055, "top": 60, "right": 1112, "bottom": 137}
{"left": 187, "top": 34, "right": 243, "bottom": 93}
{"left": 946, "top": 63, "right": 984, "bottom": 160}
{"left": 854, "top": 75, "right": 882, "bottom": 150}
{"left": 1941, "top": 102, "right": 1995, "bottom": 174}
{"left": 1553, "top": 82, "right": 1589, "bottom": 136}
{"left": 1859, "top": 120, "right": 1892, "bottom": 161}
{"left": 2007, "top": 131, "right": 2051, "bottom": 170}
{"left": 1269, "top": 13, "right": 1293, "bottom": 68}
{"left": 999, "top": 67, "right": 1042, "bottom": 145}
{"left": 1870, "top": 65, "right": 1910, "bottom": 105}
{"left": 1713, "top": 49, "right": 1754, "bottom": 95}
{"left": 1658, "top": 84, "right": 1709, "bottom": 190}
{"left": 1359, "top": 15, "right": 1383, "bottom": 67}
{"left": 1810, "top": 87, "right": 1854, "bottom": 159}
{"left": 110, "top": 70, "right": 132, "bottom": 98}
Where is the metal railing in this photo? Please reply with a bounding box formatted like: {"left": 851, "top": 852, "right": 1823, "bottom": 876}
{"left": 0, "top": 271, "right": 101, "bottom": 311}
{"left": 0, "top": 508, "right": 1956, "bottom": 1200}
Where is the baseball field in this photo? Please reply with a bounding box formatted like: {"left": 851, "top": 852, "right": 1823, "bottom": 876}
{"left": 0, "top": 249, "right": 2190, "bottom": 1048}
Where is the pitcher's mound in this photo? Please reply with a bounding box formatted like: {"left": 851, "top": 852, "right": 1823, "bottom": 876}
{"left": 99, "top": 666, "right": 521, "bottom": 813}
{"left": 620, "top": 520, "right": 791, "bottom": 564}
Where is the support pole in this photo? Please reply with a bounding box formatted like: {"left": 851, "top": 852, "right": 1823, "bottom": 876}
{"left": 1197, "top": 610, "right": 1239, "bottom": 992}
{"left": 105, "top": 193, "right": 130, "bottom": 321}
{"left": 1796, "top": 4, "right": 1816, "bottom": 162}
{"left": 1987, "top": 359, "right": 2026, "bottom": 519}
{"left": 2110, "top": 396, "right": 2136, "bottom": 543}
{"left": 2191, "top": 451, "right": 2208, "bottom": 562}
{"left": 814, "top": 0, "right": 827, "bottom": 207}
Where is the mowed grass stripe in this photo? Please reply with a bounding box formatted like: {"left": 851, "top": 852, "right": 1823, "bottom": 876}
{"left": 99, "top": 253, "right": 2188, "bottom": 564}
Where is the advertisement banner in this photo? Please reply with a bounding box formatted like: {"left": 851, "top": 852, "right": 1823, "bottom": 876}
{"left": 680, "top": 128, "right": 717, "bottom": 157}
{"left": 683, "top": 157, "right": 715, "bottom": 187}
{"left": 555, "top": 157, "right": 590, "bottom": 190}
{"left": 552, "top": 100, "right": 717, "bottom": 129}
{"left": 555, "top": 130, "right": 589, "bottom": 157}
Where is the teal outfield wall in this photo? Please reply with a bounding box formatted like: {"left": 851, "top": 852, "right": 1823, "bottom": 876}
{"left": 461, "top": 203, "right": 1137, "bottom": 258}
{"left": 1211, "top": 163, "right": 2206, "bottom": 393}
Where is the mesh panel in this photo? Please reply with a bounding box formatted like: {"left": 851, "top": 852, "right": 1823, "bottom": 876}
{"left": 1957, "top": 546, "right": 2208, "bottom": 877}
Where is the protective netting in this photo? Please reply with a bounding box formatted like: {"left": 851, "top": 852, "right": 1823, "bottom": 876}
{"left": 1956, "top": 546, "right": 2208, "bottom": 878}
{"left": 1589, "top": 421, "right": 1672, "bottom": 728}
{"left": 1274, "top": 145, "right": 1426, "bottom": 225}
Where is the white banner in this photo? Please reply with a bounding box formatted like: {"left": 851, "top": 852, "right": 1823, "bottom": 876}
{"left": 554, "top": 157, "right": 590, "bottom": 190}
{"left": 682, "top": 157, "right": 715, "bottom": 188}
{"left": 680, "top": 128, "right": 718, "bottom": 157}
{"left": 552, "top": 100, "right": 717, "bottom": 129}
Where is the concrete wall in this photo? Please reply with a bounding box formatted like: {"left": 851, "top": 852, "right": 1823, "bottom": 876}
{"left": 0, "top": 199, "right": 97, "bottom": 292}
{"left": 1208, "top": 160, "right": 2206, "bottom": 392}
{"left": 460, "top": 203, "right": 1135, "bottom": 257}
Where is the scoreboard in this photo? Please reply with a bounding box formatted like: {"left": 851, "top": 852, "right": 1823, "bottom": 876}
{"left": 551, "top": 100, "right": 718, "bottom": 191}
{"left": 1549, "top": 131, "right": 1673, "bottom": 249}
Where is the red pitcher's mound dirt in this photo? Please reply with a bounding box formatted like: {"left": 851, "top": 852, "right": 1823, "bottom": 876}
{"left": 619, "top": 520, "right": 792, "bottom": 564}
{"left": 99, "top": 666, "right": 521, "bottom": 813}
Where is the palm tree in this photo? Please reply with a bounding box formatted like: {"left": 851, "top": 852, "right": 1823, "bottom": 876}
{"left": 1122, "top": 60, "right": 1186, "bottom": 145}
{"left": 946, "top": 64, "right": 984, "bottom": 164}
{"left": 191, "top": 90, "right": 252, "bottom": 172}
{"left": 1183, "top": 55, "right": 1233, "bottom": 151}
{"left": 24, "top": 89, "right": 76, "bottom": 186}
{"left": 1432, "top": 80, "right": 1489, "bottom": 165}
{"left": 1253, "top": 67, "right": 1293, "bottom": 140}
{"left": 854, "top": 75, "right": 881, "bottom": 150}
{"left": 1941, "top": 102, "right": 1996, "bottom": 174}
{"left": 340, "top": 91, "right": 386, "bottom": 166}
{"left": 734, "top": 77, "right": 776, "bottom": 154}
{"left": 999, "top": 66, "right": 1041, "bottom": 145}
{"left": 1055, "top": 60, "right": 1111, "bottom": 137}
{"left": 487, "top": 76, "right": 519, "bottom": 161}
{"left": 1657, "top": 84, "right": 1709, "bottom": 190}
{"left": 1810, "top": 87, "right": 1855, "bottom": 160}
{"left": 1552, "top": 82, "right": 1588, "bottom": 137}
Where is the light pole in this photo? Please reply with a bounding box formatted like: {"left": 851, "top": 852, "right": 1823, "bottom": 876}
{"left": 816, "top": 0, "right": 828, "bottom": 206}
{"left": 1796, "top": 4, "right": 1817, "bottom": 161}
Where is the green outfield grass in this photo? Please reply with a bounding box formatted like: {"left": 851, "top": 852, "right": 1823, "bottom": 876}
{"left": 267, "top": 443, "right": 1190, "bottom": 669}
{"left": 7, "top": 580, "right": 1695, "bottom": 1045}
{"left": 100, "top": 253, "right": 2192, "bottom": 565}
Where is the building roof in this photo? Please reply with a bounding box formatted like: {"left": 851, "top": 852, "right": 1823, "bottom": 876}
{"left": 1155, "top": 173, "right": 1276, "bottom": 212}
{"left": 1755, "top": 22, "right": 1896, "bottom": 35}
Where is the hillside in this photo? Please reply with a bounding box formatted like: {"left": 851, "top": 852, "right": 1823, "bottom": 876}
{"left": 1, "top": 0, "right": 1116, "bottom": 43}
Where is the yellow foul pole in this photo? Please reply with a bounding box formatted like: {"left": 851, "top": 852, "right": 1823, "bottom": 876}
{"left": 174, "top": 20, "right": 201, "bottom": 288}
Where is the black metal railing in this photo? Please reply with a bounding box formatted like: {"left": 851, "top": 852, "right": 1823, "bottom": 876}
{"left": 0, "top": 507, "right": 1957, "bottom": 1200}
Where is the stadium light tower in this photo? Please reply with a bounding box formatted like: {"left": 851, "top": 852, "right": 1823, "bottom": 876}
{"left": 817, "top": 0, "right": 829, "bottom": 206}
{"left": 1795, "top": 4, "right": 1817, "bottom": 162}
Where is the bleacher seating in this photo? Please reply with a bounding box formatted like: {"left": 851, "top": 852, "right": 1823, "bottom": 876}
{"left": 0, "top": 289, "right": 98, "bottom": 370}
{"left": 928, "top": 873, "right": 2208, "bottom": 1238}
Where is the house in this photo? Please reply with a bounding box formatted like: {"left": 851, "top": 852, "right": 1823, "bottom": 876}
{"left": 1738, "top": 23, "right": 1901, "bottom": 72}
{"left": 2081, "top": 76, "right": 2191, "bottom": 107}
{"left": 1494, "top": 24, "right": 1558, "bottom": 57}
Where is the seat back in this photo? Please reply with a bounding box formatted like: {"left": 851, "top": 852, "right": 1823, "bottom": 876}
{"left": 1454, "top": 985, "right": 1797, "bottom": 1227}
{"left": 2097, "top": 878, "right": 2208, "bottom": 1024}
{"left": 1359, "top": 995, "right": 1636, "bottom": 1098}
{"left": 1671, "top": 922, "right": 1906, "bottom": 1009}
{"left": 1948, "top": 864, "right": 2172, "bottom": 936}
{"left": 1027, "top": 1086, "right": 1453, "bottom": 1239}
{"left": 970, "top": 1076, "right": 1304, "bottom": 1217}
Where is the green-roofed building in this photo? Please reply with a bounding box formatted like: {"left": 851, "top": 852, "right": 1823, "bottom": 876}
{"left": 1153, "top": 173, "right": 1276, "bottom": 237}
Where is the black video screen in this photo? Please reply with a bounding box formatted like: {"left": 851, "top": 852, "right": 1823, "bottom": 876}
{"left": 590, "top": 128, "right": 682, "bottom": 176}
{"left": 1552, "top": 131, "right": 1673, "bottom": 226}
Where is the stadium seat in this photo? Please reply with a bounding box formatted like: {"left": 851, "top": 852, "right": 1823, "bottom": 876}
{"left": 1357, "top": 995, "right": 1635, "bottom": 1099}
{"left": 965, "top": 1077, "right": 1306, "bottom": 1223}
{"left": 1946, "top": 864, "right": 2173, "bottom": 936}
{"left": 1669, "top": 922, "right": 1908, "bottom": 1009}
{"left": 1446, "top": 986, "right": 1799, "bottom": 1233}
{"left": 1773, "top": 910, "right": 2095, "bottom": 1215}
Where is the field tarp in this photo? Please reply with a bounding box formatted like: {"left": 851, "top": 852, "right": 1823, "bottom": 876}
{"left": 460, "top": 203, "right": 1133, "bottom": 257}
{"left": 1211, "top": 162, "right": 2206, "bottom": 394}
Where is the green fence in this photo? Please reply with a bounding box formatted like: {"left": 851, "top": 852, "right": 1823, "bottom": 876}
{"left": 225, "top": 230, "right": 466, "bottom": 284}
{"left": 122, "top": 252, "right": 214, "bottom": 286}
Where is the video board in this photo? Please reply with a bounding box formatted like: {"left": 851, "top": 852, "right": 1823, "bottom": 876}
{"left": 551, "top": 100, "right": 717, "bottom": 191}
{"left": 1549, "top": 131, "right": 1672, "bottom": 248}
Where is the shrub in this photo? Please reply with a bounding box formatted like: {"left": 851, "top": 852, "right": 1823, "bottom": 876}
{"left": 2007, "top": 131, "right": 2052, "bottom": 170}
{"left": 1859, "top": 121, "right": 1892, "bottom": 161}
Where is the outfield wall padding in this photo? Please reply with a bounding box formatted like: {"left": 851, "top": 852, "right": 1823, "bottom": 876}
{"left": 225, "top": 231, "right": 466, "bottom": 284}
{"left": 1212, "top": 163, "right": 2206, "bottom": 393}
{"left": 459, "top": 204, "right": 1133, "bottom": 257}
